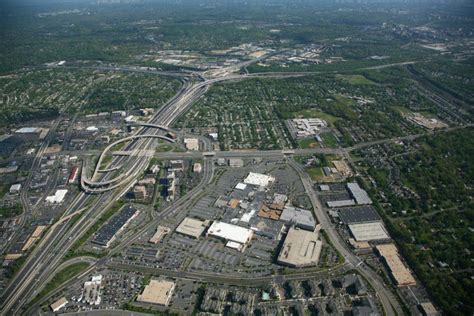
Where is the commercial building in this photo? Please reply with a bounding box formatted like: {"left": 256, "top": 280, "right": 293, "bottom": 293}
{"left": 68, "top": 166, "right": 78, "bottom": 184}
{"left": 137, "top": 279, "right": 175, "bottom": 306}
{"left": 338, "top": 206, "right": 381, "bottom": 224}
{"left": 134, "top": 185, "right": 147, "bottom": 200}
{"left": 176, "top": 217, "right": 208, "bottom": 239}
{"left": 82, "top": 275, "right": 103, "bottom": 305}
{"left": 149, "top": 226, "right": 171, "bottom": 244}
{"left": 327, "top": 199, "right": 356, "bottom": 208}
{"left": 207, "top": 221, "right": 254, "bottom": 252}
{"left": 235, "top": 183, "right": 247, "bottom": 190}
{"left": 9, "top": 183, "right": 21, "bottom": 194}
{"left": 375, "top": 244, "right": 417, "bottom": 287}
{"left": 91, "top": 205, "right": 139, "bottom": 247}
{"left": 50, "top": 297, "right": 68, "bottom": 312}
{"left": 419, "top": 302, "right": 440, "bottom": 316}
{"left": 228, "top": 158, "right": 244, "bottom": 168}
{"left": 193, "top": 162, "right": 202, "bottom": 173}
{"left": 45, "top": 189, "right": 68, "bottom": 204}
{"left": 277, "top": 226, "right": 322, "bottom": 267}
{"left": 347, "top": 182, "right": 372, "bottom": 205}
{"left": 279, "top": 206, "right": 316, "bottom": 231}
{"left": 184, "top": 138, "right": 199, "bottom": 151}
{"left": 243, "top": 172, "right": 275, "bottom": 188}
{"left": 348, "top": 222, "right": 390, "bottom": 242}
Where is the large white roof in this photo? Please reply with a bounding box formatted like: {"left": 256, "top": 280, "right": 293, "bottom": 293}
{"left": 45, "top": 189, "right": 68, "bottom": 203}
{"left": 243, "top": 172, "right": 275, "bottom": 188}
{"left": 207, "top": 221, "right": 254, "bottom": 245}
{"left": 349, "top": 222, "right": 389, "bottom": 241}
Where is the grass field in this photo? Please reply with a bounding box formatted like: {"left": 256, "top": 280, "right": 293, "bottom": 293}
{"left": 307, "top": 167, "right": 324, "bottom": 181}
{"left": 336, "top": 74, "right": 376, "bottom": 85}
{"left": 31, "top": 262, "right": 90, "bottom": 306}
{"left": 298, "top": 138, "right": 319, "bottom": 149}
{"left": 320, "top": 132, "right": 339, "bottom": 148}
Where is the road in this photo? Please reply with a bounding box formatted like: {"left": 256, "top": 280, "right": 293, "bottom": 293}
{"left": 0, "top": 56, "right": 427, "bottom": 315}
{"left": 287, "top": 158, "right": 402, "bottom": 315}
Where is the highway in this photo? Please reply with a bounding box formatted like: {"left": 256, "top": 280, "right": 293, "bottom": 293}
{"left": 0, "top": 56, "right": 415, "bottom": 315}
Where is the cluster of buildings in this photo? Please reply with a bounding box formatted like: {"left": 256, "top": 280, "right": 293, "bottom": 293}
{"left": 289, "top": 118, "right": 328, "bottom": 138}
{"left": 404, "top": 112, "right": 448, "bottom": 130}
{"left": 326, "top": 182, "right": 372, "bottom": 208}
{"left": 172, "top": 171, "right": 323, "bottom": 267}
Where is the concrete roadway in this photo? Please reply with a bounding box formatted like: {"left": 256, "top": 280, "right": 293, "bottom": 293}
{"left": 1, "top": 57, "right": 436, "bottom": 314}
{"left": 287, "top": 158, "right": 402, "bottom": 315}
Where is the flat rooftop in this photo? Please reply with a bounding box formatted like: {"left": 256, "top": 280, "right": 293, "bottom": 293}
{"left": 243, "top": 172, "right": 275, "bottom": 188}
{"left": 137, "top": 279, "right": 175, "bottom": 306}
{"left": 92, "top": 205, "right": 139, "bottom": 247}
{"left": 277, "top": 227, "right": 322, "bottom": 267}
{"left": 348, "top": 222, "right": 390, "bottom": 241}
{"left": 376, "top": 243, "right": 417, "bottom": 287}
{"left": 338, "top": 205, "right": 381, "bottom": 224}
{"left": 176, "top": 217, "right": 207, "bottom": 239}
{"left": 347, "top": 182, "right": 372, "bottom": 205}
{"left": 207, "top": 221, "right": 254, "bottom": 245}
{"left": 280, "top": 206, "right": 316, "bottom": 230}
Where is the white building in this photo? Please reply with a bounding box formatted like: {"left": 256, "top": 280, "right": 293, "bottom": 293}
{"left": 243, "top": 172, "right": 275, "bottom": 188}
{"left": 9, "top": 183, "right": 21, "bottom": 194}
{"left": 45, "top": 189, "right": 68, "bottom": 204}
{"left": 184, "top": 138, "right": 199, "bottom": 151}
{"left": 207, "top": 221, "right": 254, "bottom": 252}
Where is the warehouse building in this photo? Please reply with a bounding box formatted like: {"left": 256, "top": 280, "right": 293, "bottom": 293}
{"left": 347, "top": 182, "right": 372, "bottom": 205}
{"left": 207, "top": 221, "right": 254, "bottom": 252}
{"left": 176, "top": 217, "right": 208, "bottom": 239}
{"left": 348, "top": 222, "right": 390, "bottom": 242}
{"left": 278, "top": 226, "right": 322, "bottom": 267}
{"left": 327, "top": 199, "right": 356, "bottom": 208}
{"left": 137, "top": 279, "right": 175, "bottom": 306}
{"left": 338, "top": 206, "right": 381, "bottom": 224}
{"left": 91, "top": 205, "right": 139, "bottom": 247}
{"left": 376, "top": 243, "right": 417, "bottom": 287}
{"left": 279, "top": 206, "right": 316, "bottom": 231}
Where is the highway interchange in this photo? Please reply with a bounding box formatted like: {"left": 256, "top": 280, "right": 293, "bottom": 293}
{"left": 1, "top": 55, "right": 457, "bottom": 315}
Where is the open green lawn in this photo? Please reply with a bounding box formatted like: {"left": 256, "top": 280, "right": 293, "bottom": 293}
{"left": 32, "top": 262, "right": 90, "bottom": 306}
{"left": 320, "top": 132, "right": 339, "bottom": 148}
{"left": 298, "top": 138, "right": 319, "bottom": 149}
{"left": 307, "top": 167, "right": 323, "bottom": 181}
{"left": 336, "top": 74, "right": 376, "bottom": 85}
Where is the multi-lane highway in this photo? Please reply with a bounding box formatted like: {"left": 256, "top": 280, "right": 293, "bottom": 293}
{"left": 0, "top": 56, "right": 409, "bottom": 315}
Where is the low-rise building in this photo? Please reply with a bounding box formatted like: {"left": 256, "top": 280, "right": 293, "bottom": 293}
{"left": 279, "top": 206, "right": 316, "bottom": 231}
{"left": 137, "top": 279, "right": 175, "bottom": 306}
{"left": 347, "top": 182, "right": 372, "bottom": 205}
{"left": 228, "top": 158, "right": 244, "bottom": 168}
{"left": 134, "top": 186, "right": 147, "bottom": 200}
{"left": 277, "top": 226, "right": 322, "bottom": 267}
{"left": 50, "top": 297, "right": 68, "bottom": 312}
{"left": 176, "top": 217, "right": 208, "bottom": 239}
{"left": 9, "top": 183, "right": 21, "bottom": 194}
{"left": 193, "top": 163, "right": 202, "bottom": 173}
{"left": 184, "top": 138, "right": 199, "bottom": 151}
{"left": 348, "top": 222, "right": 390, "bottom": 242}
{"left": 45, "top": 189, "right": 68, "bottom": 203}
{"left": 376, "top": 244, "right": 416, "bottom": 287}
{"left": 149, "top": 226, "right": 171, "bottom": 244}
{"left": 207, "top": 221, "right": 254, "bottom": 252}
{"left": 243, "top": 172, "right": 275, "bottom": 188}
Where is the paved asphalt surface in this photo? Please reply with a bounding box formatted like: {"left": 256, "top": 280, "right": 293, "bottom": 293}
{"left": 0, "top": 57, "right": 441, "bottom": 315}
